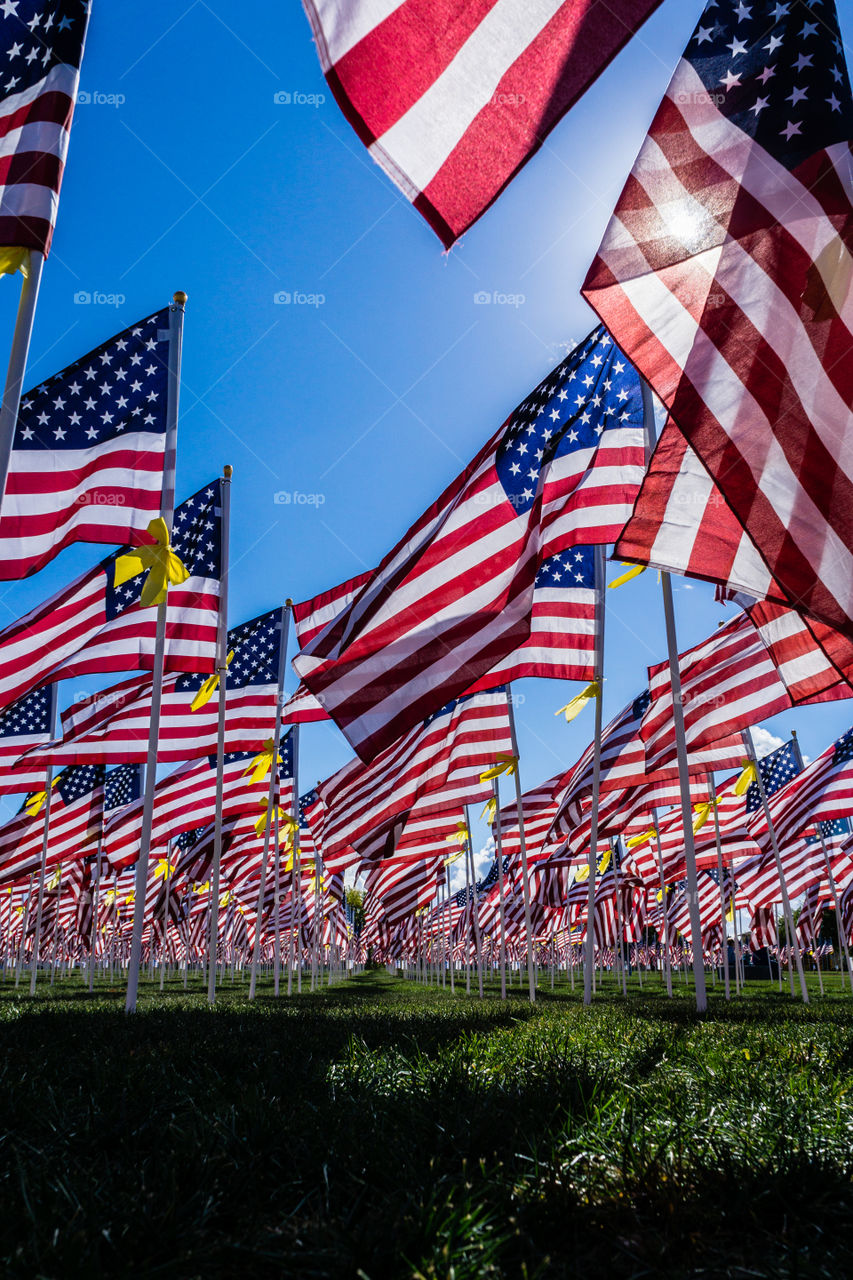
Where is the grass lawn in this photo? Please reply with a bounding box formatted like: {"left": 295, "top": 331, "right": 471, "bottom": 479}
{"left": 2, "top": 969, "right": 853, "bottom": 1278}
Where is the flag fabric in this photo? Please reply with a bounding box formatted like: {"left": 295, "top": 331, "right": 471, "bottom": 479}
{"left": 104, "top": 735, "right": 295, "bottom": 870}
{"left": 583, "top": 0, "right": 853, "bottom": 637}
{"left": 302, "top": 0, "right": 664, "bottom": 247}
{"left": 750, "top": 728, "right": 853, "bottom": 851}
{"left": 0, "top": 479, "right": 222, "bottom": 715}
{"left": 0, "top": 311, "right": 171, "bottom": 579}
{"left": 21, "top": 607, "right": 283, "bottom": 767}
{"left": 317, "top": 690, "right": 512, "bottom": 871}
{"left": 0, "top": 686, "right": 53, "bottom": 794}
{"left": 0, "top": 2, "right": 91, "bottom": 259}
{"left": 0, "top": 763, "right": 105, "bottom": 887}
{"left": 295, "top": 327, "right": 646, "bottom": 761}
{"left": 745, "top": 600, "right": 853, "bottom": 705}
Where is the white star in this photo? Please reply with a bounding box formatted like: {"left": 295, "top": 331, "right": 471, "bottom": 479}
{"left": 53, "top": 426, "right": 66, "bottom": 440}
{"left": 801, "top": 21, "right": 818, "bottom": 39}
{"left": 57, "top": 16, "right": 72, "bottom": 30}
{"left": 0, "top": 1, "right": 19, "bottom": 17}
{"left": 695, "top": 24, "right": 714, "bottom": 44}
{"left": 727, "top": 37, "right": 748, "bottom": 58}
{"left": 770, "top": 2, "right": 789, "bottom": 18}
{"left": 828, "top": 93, "right": 842, "bottom": 112}
{"left": 85, "top": 426, "right": 98, "bottom": 440}
{"left": 781, "top": 120, "right": 802, "bottom": 141}
{"left": 794, "top": 53, "right": 813, "bottom": 73}
{"left": 20, "top": 425, "right": 33, "bottom": 441}
{"left": 734, "top": 1, "right": 751, "bottom": 18}
{"left": 720, "top": 70, "right": 741, "bottom": 92}
{"left": 787, "top": 86, "right": 808, "bottom": 106}
{"left": 757, "top": 65, "right": 776, "bottom": 85}
{"left": 764, "top": 35, "right": 783, "bottom": 55}
{"left": 69, "top": 412, "right": 81, "bottom": 426}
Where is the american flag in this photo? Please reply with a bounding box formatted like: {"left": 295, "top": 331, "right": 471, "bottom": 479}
{"left": 750, "top": 727, "right": 853, "bottom": 851}
{"left": 0, "top": 762, "right": 104, "bottom": 887}
{"left": 641, "top": 612, "right": 788, "bottom": 773}
{"left": 0, "top": 311, "right": 170, "bottom": 579}
{"left": 748, "top": 906, "right": 776, "bottom": 953}
{"left": 295, "top": 327, "right": 646, "bottom": 761}
{"left": 302, "top": 0, "right": 663, "bottom": 247}
{"left": 364, "top": 854, "right": 442, "bottom": 930}
{"left": 584, "top": 0, "right": 853, "bottom": 638}
{"left": 21, "top": 607, "right": 283, "bottom": 767}
{"left": 317, "top": 689, "right": 512, "bottom": 873}
{"left": 0, "top": 685, "right": 53, "bottom": 794}
{"left": 0, "top": 479, "right": 222, "bottom": 715}
{"left": 735, "top": 840, "right": 824, "bottom": 912}
{"left": 665, "top": 869, "right": 732, "bottom": 944}
{"left": 746, "top": 600, "right": 853, "bottom": 705}
{"left": 104, "top": 734, "right": 296, "bottom": 870}
{"left": 0, "top": 2, "right": 90, "bottom": 257}
{"left": 745, "top": 739, "right": 801, "bottom": 816}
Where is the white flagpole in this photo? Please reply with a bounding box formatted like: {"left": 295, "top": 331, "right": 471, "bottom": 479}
{"left": 492, "top": 777, "right": 507, "bottom": 1001}
{"left": 273, "top": 807, "right": 283, "bottom": 996}
{"left": 651, "top": 808, "right": 673, "bottom": 997}
{"left": 582, "top": 545, "right": 607, "bottom": 1006}
{"left": 464, "top": 804, "right": 484, "bottom": 998}
{"left": 706, "top": 772, "right": 730, "bottom": 1000}
{"left": 0, "top": 252, "right": 45, "bottom": 514}
{"left": 125, "top": 292, "right": 186, "bottom": 1014}
{"left": 204, "top": 464, "right": 234, "bottom": 1004}
{"left": 813, "top": 824, "right": 853, "bottom": 995}
{"left": 742, "top": 725, "right": 809, "bottom": 1003}
{"left": 248, "top": 603, "right": 292, "bottom": 1000}
{"left": 28, "top": 684, "right": 58, "bottom": 995}
{"left": 506, "top": 682, "right": 537, "bottom": 1003}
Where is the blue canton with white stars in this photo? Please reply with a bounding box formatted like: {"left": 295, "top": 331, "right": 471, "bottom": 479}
{"left": 0, "top": 2, "right": 89, "bottom": 100}
{"left": 745, "top": 739, "right": 801, "bottom": 812}
{"left": 103, "top": 479, "right": 222, "bottom": 622}
{"left": 55, "top": 762, "right": 104, "bottom": 805}
{"left": 535, "top": 546, "right": 596, "bottom": 591}
{"left": 299, "top": 788, "right": 318, "bottom": 829}
{"left": 176, "top": 608, "right": 282, "bottom": 697}
{"left": 0, "top": 686, "right": 52, "bottom": 738}
{"left": 833, "top": 725, "right": 853, "bottom": 764}
{"left": 807, "top": 815, "right": 850, "bottom": 842}
{"left": 477, "top": 855, "right": 511, "bottom": 894}
{"left": 104, "top": 763, "right": 141, "bottom": 814}
{"left": 687, "top": 0, "right": 853, "bottom": 170}
{"left": 495, "top": 326, "right": 643, "bottom": 515}
{"left": 208, "top": 732, "right": 294, "bottom": 779}
{"left": 423, "top": 688, "right": 504, "bottom": 729}
{"left": 15, "top": 311, "right": 168, "bottom": 452}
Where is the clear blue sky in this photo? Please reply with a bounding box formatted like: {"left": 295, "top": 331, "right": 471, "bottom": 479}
{"left": 1, "top": 0, "right": 852, "bottom": 849}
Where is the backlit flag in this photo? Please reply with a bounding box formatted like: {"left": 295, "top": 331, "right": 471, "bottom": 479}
{"left": 0, "top": 763, "right": 105, "bottom": 887}
{"left": 583, "top": 0, "right": 853, "bottom": 636}
{"left": 0, "top": 1, "right": 91, "bottom": 265}
{"left": 0, "top": 479, "right": 222, "bottom": 715}
{"left": 750, "top": 727, "right": 853, "bottom": 851}
{"left": 0, "top": 686, "right": 53, "bottom": 794}
{"left": 23, "top": 608, "right": 283, "bottom": 767}
{"left": 295, "top": 327, "right": 646, "bottom": 761}
{"left": 0, "top": 312, "right": 170, "bottom": 579}
{"left": 302, "top": 0, "right": 664, "bottom": 247}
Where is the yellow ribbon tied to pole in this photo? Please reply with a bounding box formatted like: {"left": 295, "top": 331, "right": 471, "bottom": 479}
{"left": 242, "top": 738, "right": 281, "bottom": 785}
{"left": 608, "top": 564, "right": 646, "bottom": 590}
{"left": 154, "top": 857, "right": 173, "bottom": 881}
{"left": 255, "top": 801, "right": 299, "bottom": 838}
{"left": 573, "top": 864, "right": 590, "bottom": 883}
{"left": 480, "top": 796, "right": 497, "bottom": 824}
{"left": 192, "top": 881, "right": 210, "bottom": 895}
{"left": 599, "top": 848, "right": 612, "bottom": 874}
{"left": 190, "top": 650, "right": 234, "bottom": 711}
{"left": 445, "top": 821, "right": 468, "bottom": 848}
{"left": 692, "top": 799, "right": 719, "bottom": 835}
{"left": 24, "top": 776, "right": 59, "bottom": 817}
{"left": 113, "top": 517, "right": 190, "bottom": 608}
{"left": 555, "top": 680, "right": 600, "bottom": 723}
{"left": 479, "top": 753, "right": 517, "bottom": 782}
{"left": 734, "top": 760, "right": 758, "bottom": 796}
{"left": 625, "top": 827, "right": 657, "bottom": 849}
{"left": 47, "top": 865, "right": 62, "bottom": 891}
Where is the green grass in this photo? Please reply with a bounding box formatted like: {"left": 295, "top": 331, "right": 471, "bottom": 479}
{"left": 2, "top": 970, "right": 853, "bottom": 1278}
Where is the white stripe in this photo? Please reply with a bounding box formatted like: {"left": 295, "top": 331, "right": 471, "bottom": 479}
{"left": 370, "top": 0, "right": 563, "bottom": 195}
{"left": 302, "top": 0, "right": 406, "bottom": 70}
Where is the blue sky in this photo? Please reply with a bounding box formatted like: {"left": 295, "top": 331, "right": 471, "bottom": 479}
{"left": 1, "top": 0, "right": 852, "bottom": 858}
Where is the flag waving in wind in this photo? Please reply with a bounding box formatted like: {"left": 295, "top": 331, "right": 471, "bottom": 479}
{"left": 0, "top": 311, "right": 171, "bottom": 579}
{"left": 0, "top": 1, "right": 91, "bottom": 268}
{"left": 583, "top": 0, "right": 853, "bottom": 636}
{"left": 295, "top": 327, "right": 646, "bottom": 761}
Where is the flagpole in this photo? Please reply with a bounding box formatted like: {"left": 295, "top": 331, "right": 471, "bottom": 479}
{"left": 741, "top": 725, "right": 809, "bottom": 1003}
{"left": 464, "top": 805, "right": 484, "bottom": 998}
{"left": 706, "top": 773, "right": 731, "bottom": 1000}
{"left": 650, "top": 808, "right": 673, "bottom": 997}
{"left": 0, "top": 252, "right": 45, "bottom": 516}
{"left": 273, "top": 806, "right": 282, "bottom": 996}
{"left": 125, "top": 292, "right": 186, "bottom": 1015}
{"left": 813, "top": 824, "right": 853, "bottom": 995}
{"left": 492, "top": 777, "right": 507, "bottom": 1001}
{"left": 506, "top": 683, "right": 535, "bottom": 1004}
{"left": 202, "top": 463, "right": 234, "bottom": 1003}
{"left": 581, "top": 545, "right": 607, "bottom": 1007}
{"left": 248, "top": 603, "right": 292, "bottom": 1000}
{"left": 28, "top": 685, "right": 58, "bottom": 996}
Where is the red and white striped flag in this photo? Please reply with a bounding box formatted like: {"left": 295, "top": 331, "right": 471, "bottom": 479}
{"left": 295, "top": 329, "right": 646, "bottom": 761}
{"left": 19, "top": 608, "right": 283, "bottom": 768}
{"left": 0, "top": 764, "right": 105, "bottom": 888}
{"left": 0, "top": 312, "right": 172, "bottom": 579}
{"left": 0, "top": 480, "right": 222, "bottom": 715}
{"left": 302, "top": 0, "right": 663, "bottom": 247}
{"left": 318, "top": 689, "right": 512, "bottom": 872}
{"left": 0, "top": 2, "right": 91, "bottom": 262}
{"left": 583, "top": 0, "right": 853, "bottom": 637}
